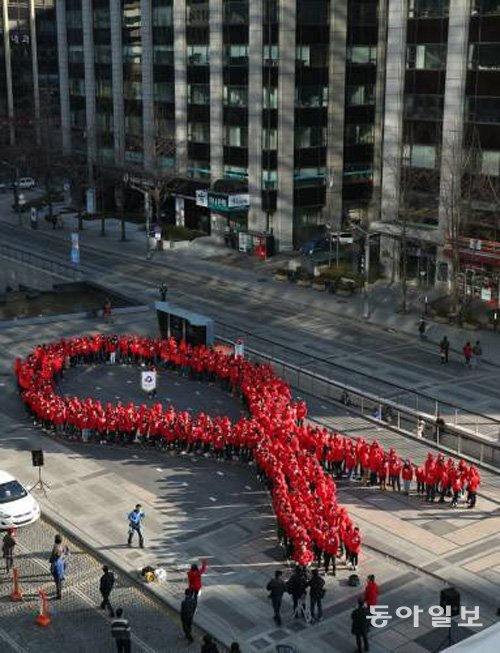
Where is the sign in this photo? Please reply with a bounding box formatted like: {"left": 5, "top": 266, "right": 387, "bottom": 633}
{"left": 481, "top": 287, "right": 492, "bottom": 302}
{"left": 86, "top": 188, "right": 96, "bottom": 214}
{"left": 70, "top": 232, "right": 80, "bottom": 265}
{"left": 196, "top": 189, "right": 208, "bottom": 207}
{"left": 141, "top": 370, "right": 157, "bottom": 392}
{"left": 175, "top": 197, "right": 185, "bottom": 226}
{"left": 195, "top": 191, "right": 250, "bottom": 212}
{"left": 234, "top": 339, "right": 244, "bottom": 358}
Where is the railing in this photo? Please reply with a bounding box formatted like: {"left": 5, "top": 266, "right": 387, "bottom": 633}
{"left": 216, "top": 331, "right": 500, "bottom": 470}
{"left": 0, "top": 243, "right": 82, "bottom": 281}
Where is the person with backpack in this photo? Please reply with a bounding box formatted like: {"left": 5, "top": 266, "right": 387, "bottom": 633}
{"left": 127, "top": 504, "right": 145, "bottom": 548}
{"left": 50, "top": 553, "right": 67, "bottom": 600}
{"left": 99, "top": 565, "right": 115, "bottom": 617}
{"left": 286, "top": 565, "right": 308, "bottom": 618}
{"left": 2, "top": 528, "right": 16, "bottom": 572}
{"left": 111, "top": 608, "right": 131, "bottom": 653}
{"left": 266, "top": 569, "right": 287, "bottom": 626}
{"left": 307, "top": 568, "right": 326, "bottom": 623}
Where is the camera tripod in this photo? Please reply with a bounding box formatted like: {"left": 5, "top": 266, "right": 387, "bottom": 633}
{"left": 29, "top": 467, "right": 51, "bottom": 496}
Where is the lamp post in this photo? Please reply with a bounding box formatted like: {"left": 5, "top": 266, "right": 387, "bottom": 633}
{"left": 351, "top": 222, "right": 376, "bottom": 319}
{"left": 124, "top": 173, "right": 152, "bottom": 260}
{"left": 326, "top": 222, "right": 333, "bottom": 268}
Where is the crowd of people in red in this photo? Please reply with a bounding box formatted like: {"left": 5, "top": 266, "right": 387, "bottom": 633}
{"left": 15, "top": 334, "right": 481, "bottom": 566}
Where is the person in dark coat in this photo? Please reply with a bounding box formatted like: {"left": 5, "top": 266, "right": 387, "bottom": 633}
{"left": 180, "top": 588, "right": 197, "bottom": 643}
{"left": 286, "top": 566, "right": 307, "bottom": 616}
{"left": 307, "top": 568, "right": 325, "bottom": 622}
{"left": 200, "top": 634, "right": 219, "bottom": 652}
{"left": 266, "top": 569, "right": 287, "bottom": 625}
{"left": 99, "top": 565, "right": 115, "bottom": 617}
{"left": 351, "top": 598, "right": 370, "bottom": 653}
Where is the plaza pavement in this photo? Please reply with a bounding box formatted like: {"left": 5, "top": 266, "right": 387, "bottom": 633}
{"left": 0, "top": 312, "right": 499, "bottom": 653}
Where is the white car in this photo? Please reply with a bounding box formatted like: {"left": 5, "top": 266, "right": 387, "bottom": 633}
{"left": 0, "top": 470, "right": 41, "bottom": 529}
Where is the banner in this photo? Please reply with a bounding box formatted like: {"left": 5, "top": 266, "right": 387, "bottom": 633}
{"left": 141, "top": 370, "right": 157, "bottom": 392}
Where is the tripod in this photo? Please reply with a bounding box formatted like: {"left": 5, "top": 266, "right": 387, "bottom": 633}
{"left": 29, "top": 467, "right": 51, "bottom": 496}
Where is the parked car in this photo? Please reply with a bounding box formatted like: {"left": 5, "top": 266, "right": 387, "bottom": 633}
{"left": 299, "top": 231, "right": 354, "bottom": 257}
{"left": 13, "top": 177, "right": 36, "bottom": 189}
{"left": 0, "top": 470, "right": 41, "bottom": 529}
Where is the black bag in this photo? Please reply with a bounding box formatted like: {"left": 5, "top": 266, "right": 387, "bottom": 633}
{"left": 348, "top": 574, "right": 360, "bottom": 587}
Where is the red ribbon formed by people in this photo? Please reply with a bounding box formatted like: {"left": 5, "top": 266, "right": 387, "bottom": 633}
{"left": 15, "top": 334, "right": 480, "bottom": 564}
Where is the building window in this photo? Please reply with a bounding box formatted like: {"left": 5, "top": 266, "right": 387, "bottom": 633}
{"left": 468, "top": 43, "right": 500, "bottom": 70}
{"left": 347, "top": 46, "right": 377, "bottom": 65}
{"left": 297, "top": 0, "right": 329, "bottom": 25}
{"left": 263, "top": 86, "right": 278, "bottom": 109}
{"left": 263, "top": 128, "right": 278, "bottom": 149}
{"left": 93, "top": 7, "right": 110, "bottom": 29}
{"left": 349, "top": 2, "right": 378, "bottom": 25}
{"left": 263, "top": 45, "right": 279, "bottom": 66}
{"left": 95, "top": 45, "right": 112, "bottom": 64}
{"left": 223, "top": 1, "right": 248, "bottom": 24}
{"left": 188, "top": 84, "right": 210, "bottom": 104}
{"left": 473, "top": 0, "right": 500, "bottom": 14}
{"left": 346, "top": 84, "right": 375, "bottom": 106}
{"left": 295, "top": 86, "right": 328, "bottom": 108}
{"left": 187, "top": 161, "right": 211, "bottom": 179}
{"left": 224, "top": 86, "right": 248, "bottom": 107}
{"left": 66, "top": 10, "right": 82, "bottom": 29}
{"left": 123, "top": 45, "right": 142, "bottom": 64}
{"left": 403, "top": 144, "right": 437, "bottom": 169}
{"left": 123, "top": 80, "right": 142, "bottom": 101}
{"left": 96, "top": 79, "right": 112, "bottom": 99}
{"left": 294, "top": 167, "right": 326, "bottom": 184}
{"left": 343, "top": 164, "right": 373, "bottom": 183}
{"left": 224, "top": 165, "right": 248, "bottom": 179}
{"left": 468, "top": 97, "right": 500, "bottom": 123}
{"left": 125, "top": 114, "right": 142, "bottom": 136}
{"left": 224, "top": 45, "right": 248, "bottom": 66}
{"left": 408, "top": 0, "right": 449, "bottom": 18}
{"left": 346, "top": 124, "right": 374, "bottom": 145}
{"left": 188, "top": 122, "right": 210, "bottom": 143}
{"left": 153, "top": 4, "right": 173, "bottom": 26}
{"left": 405, "top": 94, "right": 444, "bottom": 120}
{"left": 68, "top": 45, "right": 84, "bottom": 63}
{"left": 69, "top": 78, "right": 85, "bottom": 96}
{"left": 154, "top": 45, "right": 174, "bottom": 65}
{"left": 407, "top": 44, "right": 446, "bottom": 70}
{"left": 481, "top": 151, "right": 500, "bottom": 176}
{"left": 262, "top": 169, "right": 278, "bottom": 189}
{"left": 186, "top": 1, "right": 209, "bottom": 26}
{"left": 295, "top": 126, "right": 326, "bottom": 148}
{"left": 224, "top": 125, "right": 248, "bottom": 147}
{"left": 187, "top": 45, "right": 209, "bottom": 66}
{"left": 296, "top": 44, "right": 328, "bottom": 67}
{"left": 154, "top": 82, "right": 174, "bottom": 102}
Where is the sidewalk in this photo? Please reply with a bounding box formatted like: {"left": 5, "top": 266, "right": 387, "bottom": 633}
{"left": 0, "top": 313, "right": 498, "bottom": 653}
{"left": 3, "top": 203, "right": 500, "bottom": 367}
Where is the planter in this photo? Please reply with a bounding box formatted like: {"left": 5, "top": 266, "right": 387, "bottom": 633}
{"left": 274, "top": 273, "right": 288, "bottom": 282}
{"left": 296, "top": 278, "right": 311, "bottom": 288}
{"left": 163, "top": 239, "right": 191, "bottom": 250}
{"left": 312, "top": 282, "right": 326, "bottom": 291}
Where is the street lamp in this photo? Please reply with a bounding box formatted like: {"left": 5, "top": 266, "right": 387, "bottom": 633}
{"left": 123, "top": 173, "right": 152, "bottom": 260}
{"left": 350, "top": 222, "right": 376, "bottom": 319}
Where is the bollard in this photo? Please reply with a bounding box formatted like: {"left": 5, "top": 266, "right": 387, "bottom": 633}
{"left": 35, "top": 590, "right": 52, "bottom": 627}
{"left": 10, "top": 567, "right": 23, "bottom": 602}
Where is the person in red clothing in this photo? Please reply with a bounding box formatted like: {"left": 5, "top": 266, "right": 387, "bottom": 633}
{"left": 463, "top": 341, "right": 472, "bottom": 368}
{"left": 466, "top": 471, "right": 480, "bottom": 509}
{"left": 401, "top": 459, "right": 413, "bottom": 496}
{"left": 349, "top": 527, "right": 361, "bottom": 571}
{"left": 450, "top": 475, "right": 462, "bottom": 508}
{"left": 363, "top": 574, "right": 379, "bottom": 607}
{"left": 187, "top": 559, "right": 207, "bottom": 601}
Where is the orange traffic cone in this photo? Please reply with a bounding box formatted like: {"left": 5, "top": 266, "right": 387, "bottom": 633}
{"left": 35, "top": 590, "right": 51, "bottom": 627}
{"left": 10, "top": 567, "right": 22, "bottom": 602}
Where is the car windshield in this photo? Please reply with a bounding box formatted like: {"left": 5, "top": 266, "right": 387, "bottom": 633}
{"left": 0, "top": 480, "right": 28, "bottom": 504}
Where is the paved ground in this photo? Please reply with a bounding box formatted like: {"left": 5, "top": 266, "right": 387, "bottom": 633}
{"left": 0, "top": 314, "right": 499, "bottom": 652}
{"left": 2, "top": 193, "right": 500, "bottom": 438}
{"left": 0, "top": 518, "right": 199, "bottom": 653}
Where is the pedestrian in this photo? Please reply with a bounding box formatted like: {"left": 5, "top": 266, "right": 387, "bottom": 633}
{"left": 266, "top": 569, "right": 287, "bottom": 626}
{"left": 439, "top": 336, "right": 449, "bottom": 363}
{"left": 463, "top": 341, "right": 472, "bottom": 368}
{"left": 472, "top": 340, "right": 482, "bottom": 367}
{"left": 286, "top": 565, "right": 308, "bottom": 617}
{"left": 418, "top": 317, "right": 426, "bottom": 341}
{"left": 49, "top": 533, "right": 69, "bottom": 563}
{"left": 2, "top": 528, "right": 16, "bottom": 573}
{"left": 159, "top": 282, "right": 168, "bottom": 301}
{"left": 401, "top": 459, "right": 413, "bottom": 495}
{"left": 229, "top": 643, "right": 241, "bottom": 653}
{"left": 127, "top": 504, "right": 145, "bottom": 548}
{"left": 467, "top": 469, "right": 480, "bottom": 509}
{"left": 99, "top": 565, "right": 115, "bottom": 617}
{"left": 417, "top": 417, "right": 425, "bottom": 439}
{"left": 111, "top": 607, "right": 132, "bottom": 653}
{"left": 50, "top": 553, "right": 67, "bottom": 599}
{"left": 307, "top": 568, "right": 326, "bottom": 623}
{"left": 349, "top": 527, "right": 361, "bottom": 571}
{"left": 351, "top": 598, "right": 370, "bottom": 653}
{"left": 180, "top": 588, "right": 197, "bottom": 643}
{"left": 363, "top": 574, "right": 379, "bottom": 608}
{"left": 187, "top": 559, "right": 207, "bottom": 600}
{"left": 200, "top": 634, "right": 219, "bottom": 653}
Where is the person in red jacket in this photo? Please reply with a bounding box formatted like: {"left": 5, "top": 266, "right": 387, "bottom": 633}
{"left": 363, "top": 574, "right": 379, "bottom": 607}
{"left": 401, "top": 460, "right": 413, "bottom": 496}
{"left": 348, "top": 527, "right": 361, "bottom": 571}
{"left": 466, "top": 472, "right": 480, "bottom": 509}
{"left": 450, "top": 475, "right": 462, "bottom": 508}
{"left": 187, "top": 559, "right": 207, "bottom": 600}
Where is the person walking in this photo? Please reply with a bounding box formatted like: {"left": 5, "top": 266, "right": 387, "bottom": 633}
{"left": 439, "top": 336, "right": 450, "bottom": 363}
{"left": 187, "top": 559, "right": 207, "bottom": 601}
{"left": 266, "top": 569, "right": 287, "bottom": 626}
{"left": 307, "top": 568, "right": 326, "bottom": 623}
{"left": 286, "top": 565, "right": 308, "bottom": 617}
{"left": 463, "top": 341, "right": 472, "bottom": 368}
{"left": 127, "top": 504, "right": 145, "bottom": 548}
{"left": 111, "top": 608, "right": 132, "bottom": 653}
{"left": 472, "top": 340, "right": 482, "bottom": 368}
{"left": 363, "top": 574, "right": 379, "bottom": 608}
{"left": 349, "top": 527, "right": 362, "bottom": 571}
{"left": 159, "top": 283, "right": 168, "bottom": 301}
{"left": 50, "top": 553, "right": 67, "bottom": 600}
{"left": 200, "top": 634, "right": 219, "bottom": 653}
{"left": 99, "top": 565, "right": 115, "bottom": 617}
{"left": 417, "top": 418, "right": 425, "bottom": 439}
{"left": 351, "top": 598, "right": 370, "bottom": 653}
{"left": 2, "top": 528, "right": 16, "bottom": 573}
{"left": 49, "top": 533, "right": 69, "bottom": 562}
{"left": 401, "top": 459, "right": 413, "bottom": 496}
{"left": 418, "top": 317, "right": 427, "bottom": 341}
{"left": 180, "top": 588, "right": 197, "bottom": 643}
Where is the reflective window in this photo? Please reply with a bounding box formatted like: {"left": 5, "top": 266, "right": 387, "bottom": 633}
{"left": 468, "top": 96, "right": 500, "bottom": 123}
{"left": 224, "top": 86, "right": 248, "bottom": 106}
{"left": 404, "top": 94, "right": 444, "bottom": 120}
{"left": 346, "top": 84, "right": 375, "bottom": 106}
{"left": 295, "top": 86, "right": 328, "bottom": 108}
{"left": 263, "top": 128, "right": 278, "bottom": 149}
{"left": 408, "top": 0, "right": 449, "bottom": 18}
{"left": 68, "top": 44, "right": 84, "bottom": 63}
{"left": 473, "top": 0, "right": 500, "bottom": 13}
{"left": 469, "top": 43, "right": 500, "bottom": 70}
{"left": 349, "top": 2, "right": 377, "bottom": 25}
{"left": 297, "top": 0, "right": 329, "bottom": 25}
{"left": 296, "top": 45, "right": 328, "bottom": 67}
{"left": 403, "top": 143, "right": 437, "bottom": 169}
{"left": 186, "top": 1, "right": 209, "bottom": 26}
{"left": 263, "top": 86, "right": 278, "bottom": 109}
{"left": 224, "top": 125, "right": 248, "bottom": 147}
{"left": 295, "top": 126, "right": 326, "bottom": 148}
{"left": 153, "top": 4, "right": 173, "bottom": 26}
{"left": 188, "top": 122, "right": 210, "bottom": 142}
{"left": 154, "top": 45, "right": 174, "bottom": 65}
{"left": 224, "top": 45, "right": 248, "bottom": 66}
{"left": 95, "top": 45, "right": 112, "bottom": 64}
{"left": 154, "top": 82, "right": 174, "bottom": 102}
{"left": 481, "top": 150, "right": 500, "bottom": 175}
{"left": 262, "top": 169, "right": 278, "bottom": 189}
{"left": 346, "top": 124, "right": 374, "bottom": 145}
{"left": 263, "top": 45, "right": 279, "bottom": 66}
{"left": 69, "top": 78, "right": 85, "bottom": 96}
{"left": 223, "top": 1, "right": 248, "bottom": 24}
{"left": 407, "top": 44, "right": 446, "bottom": 70}
{"left": 187, "top": 45, "right": 209, "bottom": 66}
{"left": 188, "top": 84, "right": 210, "bottom": 104}
{"left": 224, "top": 165, "right": 248, "bottom": 179}
{"left": 347, "top": 46, "right": 377, "bottom": 65}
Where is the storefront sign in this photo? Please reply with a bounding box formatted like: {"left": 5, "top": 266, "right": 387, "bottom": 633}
{"left": 195, "top": 190, "right": 208, "bottom": 207}
{"left": 196, "top": 191, "right": 250, "bottom": 212}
